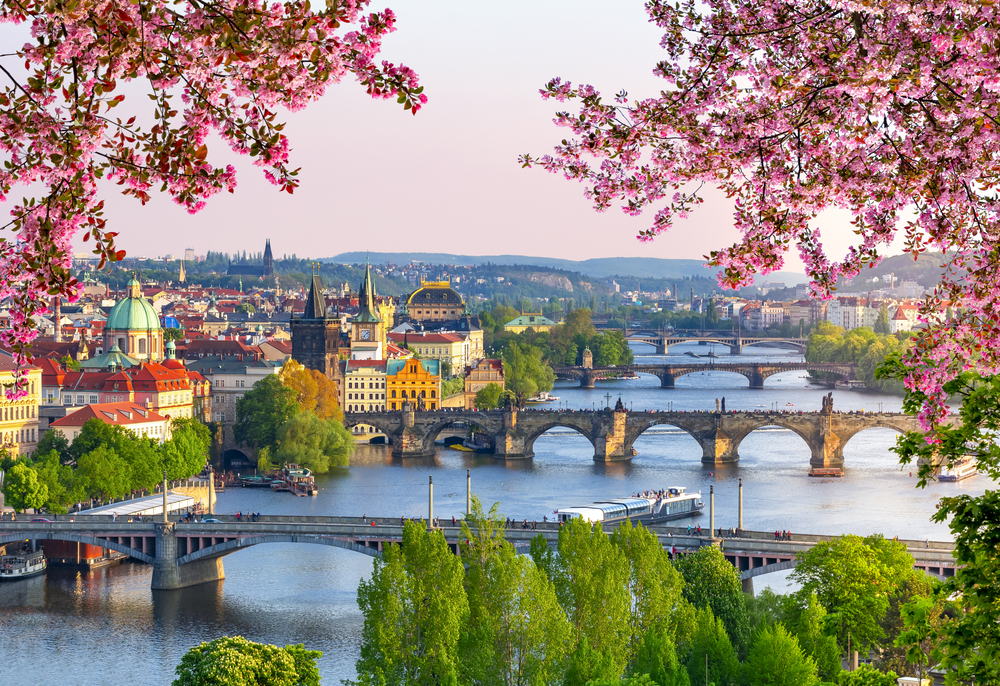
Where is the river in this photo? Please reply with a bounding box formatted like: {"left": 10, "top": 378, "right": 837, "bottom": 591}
{"left": 0, "top": 343, "right": 990, "bottom": 685}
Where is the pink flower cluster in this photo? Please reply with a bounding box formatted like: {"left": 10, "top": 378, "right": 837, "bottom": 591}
{"left": 522, "top": 0, "right": 1000, "bottom": 429}
{"left": 0, "top": 0, "right": 424, "bottom": 397}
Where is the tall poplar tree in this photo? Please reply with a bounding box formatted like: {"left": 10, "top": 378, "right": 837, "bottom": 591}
{"left": 459, "top": 497, "right": 572, "bottom": 686}
{"left": 354, "top": 522, "right": 468, "bottom": 686}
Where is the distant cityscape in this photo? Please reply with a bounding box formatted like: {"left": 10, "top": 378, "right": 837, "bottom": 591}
{"left": 0, "top": 239, "right": 936, "bottom": 465}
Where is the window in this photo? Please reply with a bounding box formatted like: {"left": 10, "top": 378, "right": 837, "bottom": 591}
{"left": 391, "top": 402, "right": 397, "bottom": 410}
{"left": 89, "top": 395, "right": 98, "bottom": 404}
{"left": 76, "top": 395, "right": 85, "bottom": 405}
{"left": 138, "top": 338, "right": 146, "bottom": 354}
{"left": 391, "top": 390, "right": 396, "bottom": 398}
{"left": 221, "top": 412, "right": 226, "bottom": 422}
{"left": 431, "top": 390, "right": 436, "bottom": 398}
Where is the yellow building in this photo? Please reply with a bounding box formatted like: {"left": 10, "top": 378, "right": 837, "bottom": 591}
{"left": 464, "top": 358, "right": 504, "bottom": 409}
{"left": 386, "top": 359, "right": 441, "bottom": 411}
{"left": 387, "top": 332, "right": 467, "bottom": 376}
{"left": 0, "top": 356, "right": 42, "bottom": 455}
{"left": 503, "top": 312, "right": 557, "bottom": 334}
{"left": 406, "top": 280, "right": 465, "bottom": 322}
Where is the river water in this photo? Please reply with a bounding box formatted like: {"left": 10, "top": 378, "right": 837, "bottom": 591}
{"left": 0, "top": 343, "right": 991, "bottom": 685}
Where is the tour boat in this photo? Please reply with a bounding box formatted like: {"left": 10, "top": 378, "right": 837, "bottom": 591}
{"left": 609, "top": 372, "right": 640, "bottom": 380}
{"left": 270, "top": 479, "right": 290, "bottom": 492}
{"left": 555, "top": 487, "right": 703, "bottom": 525}
{"left": 526, "top": 391, "right": 559, "bottom": 403}
{"left": 810, "top": 467, "right": 844, "bottom": 477}
{"left": 0, "top": 548, "right": 47, "bottom": 581}
{"left": 939, "top": 457, "right": 978, "bottom": 482}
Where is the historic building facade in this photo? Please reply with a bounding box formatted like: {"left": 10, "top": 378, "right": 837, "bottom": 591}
{"left": 405, "top": 280, "right": 465, "bottom": 322}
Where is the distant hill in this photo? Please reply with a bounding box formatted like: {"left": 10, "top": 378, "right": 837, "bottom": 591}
{"left": 326, "top": 252, "right": 807, "bottom": 285}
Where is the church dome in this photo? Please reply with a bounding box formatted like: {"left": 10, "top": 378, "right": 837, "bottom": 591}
{"left": 106, "top": 278, "right": 161, "bottom": 331}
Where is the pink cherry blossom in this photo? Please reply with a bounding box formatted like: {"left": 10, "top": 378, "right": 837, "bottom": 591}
{"left": 522, "top": 0, "right": 1000, "bottom": 429}
{"left": 0, "top": 0, "right": 423, "bottom": 397}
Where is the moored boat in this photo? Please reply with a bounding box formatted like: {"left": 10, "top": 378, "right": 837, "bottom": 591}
{"left": 809, "top": 467, "right": 844, "bottom": 477}
{"left": 281, "top": 464, "right": 318, "bottom": 496}
{"left": 240, "top": 474, "right": 273, "bottom": 488}
{"left": 555, "top": 487, "right": 703, "bottom": 525}
{"left": 0, "top": 547, "right": 46, "bottom": 581}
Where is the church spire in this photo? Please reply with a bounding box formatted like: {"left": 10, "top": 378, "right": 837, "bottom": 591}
{"left": 304, "top": 273, "right": 327, "bottom": 319}
{"left": 355, "top": 257, "right": 381, "bottom": 324}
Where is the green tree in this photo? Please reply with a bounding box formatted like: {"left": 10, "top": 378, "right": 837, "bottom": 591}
{"left": 705, "top": 299, "right": 720, "bottom": 328}
{"left": 163, "top": 327, "right": 186, "bottom": 342}
{"left": 355, "top": 521, "right": 468, "bottom": 686}
{"left": 792, "top": 593, "right": 843, "bottom": 683}
{"left": 474, "top": 382, "right": 504, "bottom": 410}
{"left": 274, "top": 410, "right": 353, "bottom": 473}
{"left": 791, "top": 535, "right": 915, "bottom": 653}
{"left": 564, "top": 636, "right": 619, "bottom": 686}
{"left": 172, "top": 636, "right": 321, "bottom": 686}
{"left": 29, "top": 449, "right": 73, "bottom": 513}
{"left": 630, "top": 627, "right": 690, "bottom": 686}
{"left": 835, "top": 664, "right": 898, "bottom": 686}
{"left": 556, "top": 516, "right": 631, "bottom": 677}
{"left": 68, "top": 418, "right": 123, "bottom": 463}
{"left": 684, "top": 607, "right": 740, "bottom": 686}
{"left": 2, "top": 462, "right": 48, "bottom": 511}
{"left": 459, "top": 497, "right": 572, "bottom": 686}
{"left": 257, "top": 446, "right": 274, "bottom": 474}
{"left": 234, "top": 374, "right": 300, "bottom": 451}
{"left": 873, "top": 363, "right": 1000, "bottom": 684}
{"left": 742, "top": 623, "right": 819, "bottom": 686}
{"left": 502, "top": 341, "right": 555, "bottom": 408}
{"left": 441, "top": 376, "right": 464, "bottom": 398}
{"left": 34, "top": 430, "right": 71, "bottom": 464}
{"left": 873, "top": 305, "right": 890, "bottom": 335}
{"left": 76, "top": 445, "right": 130, "bottom": 500}
{"left": 160, "top": 418, "right": 211, "bottom": 480}
{"left": 674, "top": 545, "right": 752, "bottom": 656}
{"left": 610, "top": 519, "right": 694, "bottom": 662}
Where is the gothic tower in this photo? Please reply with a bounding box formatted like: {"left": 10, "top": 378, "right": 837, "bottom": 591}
{"left": 262, "top": 239, "right": 274, "bottom": 278}
{"left": 291, "top": 275, "right": 342, "bottom": 382}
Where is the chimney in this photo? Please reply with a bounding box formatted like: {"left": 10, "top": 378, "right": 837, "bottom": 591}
{"left": 53, "top": 296, "right": 61, "bottom": 342}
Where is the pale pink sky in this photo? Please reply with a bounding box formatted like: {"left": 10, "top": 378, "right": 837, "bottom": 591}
{"left": 5, "top": 1, "right": 904, "bottom": 270}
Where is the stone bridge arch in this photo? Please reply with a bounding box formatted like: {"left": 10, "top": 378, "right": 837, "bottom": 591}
{"left": 342, "top": 415, "right": 400, "bottom": 443}
{"left": 624, "top": 419, "right": 705, "bottom": 454}
{"left": 0, "top": 532, "right": 155, "bottom": 564}
{"left": 176, "top": 535, "right": 384, "bottom": 565}
{"left": 417, "top": 414, "right": 503, "bottom": 454}
{"left": 522, "top": 419, "right": 599, "bottom": 457}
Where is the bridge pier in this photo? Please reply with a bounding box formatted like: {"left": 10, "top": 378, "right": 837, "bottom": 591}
{"left": 578, "top": 370, "right": 597, "bottom": 389}
{"left": 594, "top": 411, "right": 633, "bottom": 462}
{"left": 150, "top": 523, "right": 225, "bottom": 590}
{"left": 659, "top": 374, "right": 675, "bottom": 389}
{"left": 748, "top": 367, "right": 765, "bottom": 389}
{"left": 700, "top": 427, "right": 739, "bottom": 465}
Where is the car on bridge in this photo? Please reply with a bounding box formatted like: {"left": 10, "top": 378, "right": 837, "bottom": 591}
{"left": 30, "top": 518, "right": 53, "bottom": 523}
{"left": 201, "top": 518, "right": 223, "bottom": 523}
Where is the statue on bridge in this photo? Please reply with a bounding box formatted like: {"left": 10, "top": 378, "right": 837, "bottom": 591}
{"left": 614, "top": 397, "right": 626, "bottom": 413}
{"left": 821, "top": 392, "right": 834, "bottom": 414}
{"left": 722, "top": 396, "right": 726, "bottom": 413}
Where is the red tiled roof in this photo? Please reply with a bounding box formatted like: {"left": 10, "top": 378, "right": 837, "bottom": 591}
{"left": 51, "top": 402, "right": 169, "bottom": 427}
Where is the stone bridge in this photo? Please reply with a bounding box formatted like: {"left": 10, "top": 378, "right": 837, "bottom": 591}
{"left": 595, "top": 328, "right": 809, "bottom": 355}
{"left": 0, "top": 518, "right": 956, "bottom": 591}
{"left": 343, "top": 406, "right": 920, "bottom": 467}
{"left": 553, "top": 362, "right": 854, "bottom": 389}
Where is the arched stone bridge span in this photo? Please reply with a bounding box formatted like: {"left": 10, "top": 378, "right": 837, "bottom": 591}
{"left": 343, "top": 406, "right": 926, "bottom": 466}
{"left": 594, "top": 327, "right": 809, "bottom": 355}
{"left": 1, "top": 519, "right": 955, "bottom": 592}
{"left": 553, "top": 362, "right": 854, "bottom": 389}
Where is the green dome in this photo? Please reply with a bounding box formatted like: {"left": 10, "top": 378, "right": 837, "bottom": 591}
{"left": 106, "top": 282, "right": 161, "bottom": 331}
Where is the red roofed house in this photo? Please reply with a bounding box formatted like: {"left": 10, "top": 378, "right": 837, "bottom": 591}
{"left": 49, "top": 401, "right": 172, "bottom": 443}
